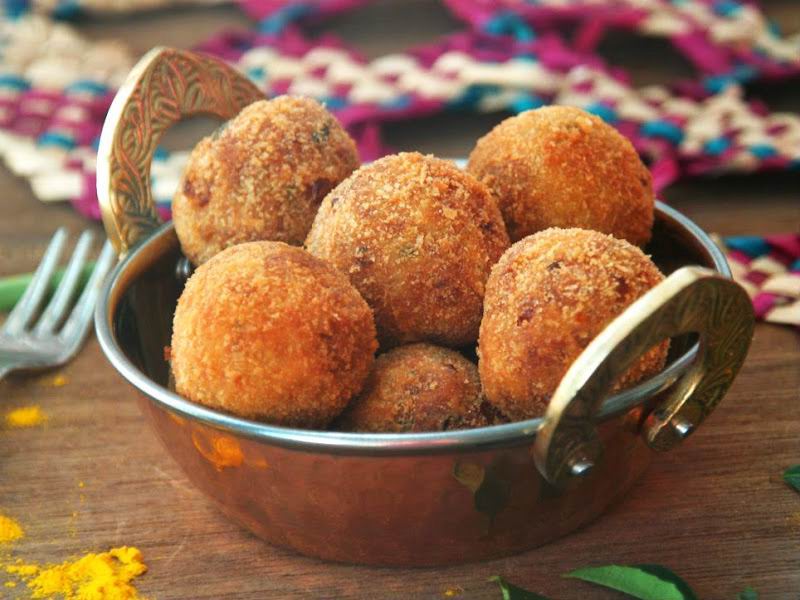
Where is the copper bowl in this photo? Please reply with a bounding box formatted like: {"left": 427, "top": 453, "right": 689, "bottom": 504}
{"left": 94, "top": 48, "right": 755, "bottom": 566}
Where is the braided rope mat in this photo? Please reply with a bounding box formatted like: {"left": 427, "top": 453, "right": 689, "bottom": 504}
{"left": 718, "top": 234, "right": 800, "bottom": 328}
{"left": 1, "top": 0, "right": 798, "bottom": 325}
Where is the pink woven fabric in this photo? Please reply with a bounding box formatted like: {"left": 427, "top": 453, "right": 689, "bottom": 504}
{"left": 443, "top": 0, "right": 800, "bottom": 80}
{"left": 1, "top": 0, "right": 798, "bottom": 324}
{"left": 723, "top": 234, "right": 800, "bottom": 327}
{"left": 3, "top": 0, "right": 797, "bottom": 223}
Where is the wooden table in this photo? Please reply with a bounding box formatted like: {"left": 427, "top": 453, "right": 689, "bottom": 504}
{"left": 2, "top": 2, "right": 799, "bottom": 598}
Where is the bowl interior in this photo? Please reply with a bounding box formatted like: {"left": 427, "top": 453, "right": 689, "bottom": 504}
{"left": 102, "top": 203, "right": 729, "bottom": 452}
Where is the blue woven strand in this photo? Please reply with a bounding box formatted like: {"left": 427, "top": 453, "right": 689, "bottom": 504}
{"left": 725, "top": 236, "right": 771, "bottom": 257}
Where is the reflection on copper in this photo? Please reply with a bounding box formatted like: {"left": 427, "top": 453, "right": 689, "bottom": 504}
{"left": 168, "top": 411, "right": 186, "bottom": 427}
{"left": 191, "top": 430, "right": 244, "bottom": 471}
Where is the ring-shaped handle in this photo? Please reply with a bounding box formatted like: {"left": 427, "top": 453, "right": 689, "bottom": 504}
{"left": 96, "top": 47, "right": 265, "bottom": 257}
{"left": 533, "top": 266, "right": 754, "bottom": 488}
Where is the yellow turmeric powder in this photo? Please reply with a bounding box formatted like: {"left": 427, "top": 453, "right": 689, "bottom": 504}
{"left": 38, "top": 373, "right": 69, "bottom": 387}
{"left": 51, "top": 374, "right": 69, "bottom": 387}
{"left": 0, "top": 514, "right": 24, "bottom": 543}
{"left": 6, "top": 546, "right": 147, "bottom": 599}
{"left": 7, "top": 562, "right": 37, "bottom": 577}
{"left": 5, "top": 405, "right": 47, "bottom": 428}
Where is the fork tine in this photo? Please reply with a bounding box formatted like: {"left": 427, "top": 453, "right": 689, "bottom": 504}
{"left": 59, "top": 240, "right": 115, "bottom": 346}
{"left": 33, "top": 230, "right": 94, "bottom": 336}
{"left": 2, "top": 227, "right": 68, "bottom": 336}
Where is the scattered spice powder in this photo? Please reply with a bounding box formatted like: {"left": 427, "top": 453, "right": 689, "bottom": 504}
{"left": 51, "top": 374, "right": 69, "bottom": 387}
{"left": 36, "top": 373, "right": 69, "bottom": 387}
{"left": 5, "top": 546, "right": 147, "bottom": 600}
{"left": 0, "top": 514, "right": 24, "bottom": 544}
{"left": 5, "top": 405, "right": 47, "bottom": 428}
{"left": 442, "top": 585, "right": 464, "bottom": 597}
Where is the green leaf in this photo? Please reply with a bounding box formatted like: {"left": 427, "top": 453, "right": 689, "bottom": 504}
{"left": 783, "top": 465, "right": 800, "bottom": 494}
{"left": 565, "top": 564, "right": 697, "bottom": 600}
{"left": 737, "top": 588, "right": 758, "bottom": 600}
{"left": 489, "top": 576, "right": 551, "bottom": 600}
{"left": 0, "top": 262, "right": 96, "bottom": 313}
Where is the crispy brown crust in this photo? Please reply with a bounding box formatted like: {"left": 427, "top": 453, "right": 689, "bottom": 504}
{"left": 336, "top": 343, "right": 492, "bottom": 432}
{"left": 478, "top": 228, "right": 668, "bottom": 420}
{"left": 467, "top": 106, "right": 654, "bottom": 245}
{"left": 170, "top": 241, "right": 377, "bottom": 427}
{"left": 306, "top": 152, "right": 510, "bottom": 348}
{"left": 173, "top": 96, "right": 360, "bottom": 265}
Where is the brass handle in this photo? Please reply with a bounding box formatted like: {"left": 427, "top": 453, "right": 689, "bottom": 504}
{"left": 533, "top": 266, "right": 754, "bottom": 488}
{"left": 96, "top": 47, "right": 265, "bottom": 257}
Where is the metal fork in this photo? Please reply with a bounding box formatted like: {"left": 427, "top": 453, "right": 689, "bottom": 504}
{"left": 0, "top": 228, "right": 115, "bottom": 380}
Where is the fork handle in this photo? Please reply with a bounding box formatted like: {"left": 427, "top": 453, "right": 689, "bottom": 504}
{"left": 0, "top": 364, "right": 11, "bottom": 381}
{"left": 96, "top": 47, "right": 265, "bottom": 257}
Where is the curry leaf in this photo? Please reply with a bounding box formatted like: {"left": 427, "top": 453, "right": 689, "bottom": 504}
{"left": 783, "top": 465, "right": 800, "bottom": 494}
{"left": 489, "top": 576, "right": 551, "bottom": 600}
{"left": 565, "top": 564, "right": 698, "bottom": 600}
{"left": 737, "top": 588, "right": 758, "bottom": 600}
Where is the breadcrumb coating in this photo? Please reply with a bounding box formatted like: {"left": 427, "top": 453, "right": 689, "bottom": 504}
{"left": 478, "top": 228, "right": 668, "bottom": 420}
{"left": 173, "top": 96, "right": 360, "bottom": 265}
{"left": 170, "top": 241, "right": 377, "bottom": 427}
{"left": 336, "top": 343, "right": 494, "bottom": 432}
{"left": 467, "top": 106, "right": 654, "bottom": 246}
{"left": 306, "top": 152, "right": 510, "bottom": 348}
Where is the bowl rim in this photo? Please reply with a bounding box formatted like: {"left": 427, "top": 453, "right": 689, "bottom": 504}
{"left": 95, "top": 201, "right": 730, "bottom": 456}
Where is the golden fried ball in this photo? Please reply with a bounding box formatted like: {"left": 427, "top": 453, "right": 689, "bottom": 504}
{"left": 467, "top": 106, "right": 654, "bottom": 245}
{"left": 170, "top": 241, "right": 377, "bottom": 427}
{"left": 306, "top": 152, "right": 510, "bottom": 348}
{"left": 173, "top": 96, "right": 360, "bottom": 265}
{"left": 336, "top": 343, "right": 492, "bottom": 432}
{"left": 478, "top": 228, "right": 668, "bottom": 421}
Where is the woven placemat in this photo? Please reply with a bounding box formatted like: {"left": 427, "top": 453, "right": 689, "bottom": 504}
{"left": 1, "top": 0, "right": 798, "bottom": 324}
{"left": 719, "top": 234, "right": 800, "bottom": 328}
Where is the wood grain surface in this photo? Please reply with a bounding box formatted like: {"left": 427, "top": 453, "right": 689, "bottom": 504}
{"left": 1, "top": 2, "right": 799, "bottom": 598}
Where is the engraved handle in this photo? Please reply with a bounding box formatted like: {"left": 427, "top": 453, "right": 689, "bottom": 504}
{"left": 533, "top": 266, "right": 754, "bottom": 488}
{"left": 96, "top": 47, "right": 265, "bottom": 257}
